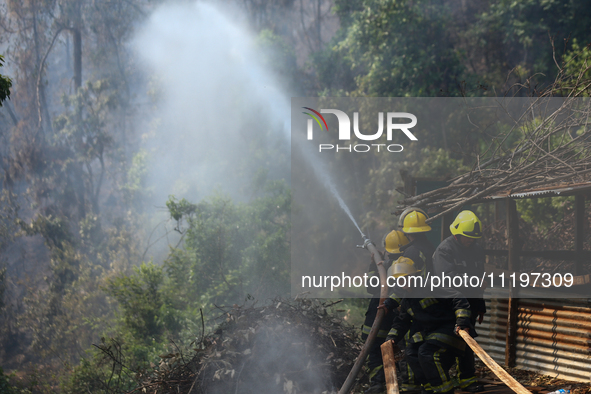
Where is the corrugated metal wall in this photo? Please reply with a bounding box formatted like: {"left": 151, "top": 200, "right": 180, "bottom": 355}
{"left": 477, "top": 297, "right": 591, "bottom": 383}
{"left": 476, "top": 298, "right": 507, "bottom": 365}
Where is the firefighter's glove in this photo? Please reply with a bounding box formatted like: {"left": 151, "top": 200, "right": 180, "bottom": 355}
{"left": 381, "top": 297, "right": 399, "bottom": 315}
{"left": 390, "top": 342, "right": 404, "bottom": 361}
{"left": 477, "top": 311, "right": 485, "bottom": 324}
{"left": 454, "top": 324, "right": 470, "bottom": 336}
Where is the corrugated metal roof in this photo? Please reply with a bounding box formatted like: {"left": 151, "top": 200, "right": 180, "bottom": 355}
{"left": 482, "top": 182, "right": 591, "bottom": 201}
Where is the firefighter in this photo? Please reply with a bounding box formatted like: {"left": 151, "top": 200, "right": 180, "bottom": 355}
{"left": 398, "top": 208, "right": 437, "bottom": 392}
{"left": 399, "top": 208, "right": 436, "bottom": 278}
{"left": 385, "top": 258, "right": 474, "bottom": 394}
{"left": 432, "top": 210, "right": 486, "bottom": 393}
{"left": 363, "top": 230, "right": 409, "bottom": 394}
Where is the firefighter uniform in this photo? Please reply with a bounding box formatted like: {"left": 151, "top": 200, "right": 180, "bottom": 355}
{"left": 400, "top": 235, "right": 435, "bottom": 277}
{"left": 432, "top": 211, "right": 486, "bottom": 392}
{"left": 386, "top": 289, "right": 473, "bottom": 394}
{"left": 398, "top": 235, "right": 435, "bottom": 391}
{"left": 362, "top": 254, "right": 399, "bottom": 391}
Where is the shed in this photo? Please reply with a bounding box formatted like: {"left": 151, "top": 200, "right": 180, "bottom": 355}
{"left": 398, "top": 171, "right": 591, "bottom": 382}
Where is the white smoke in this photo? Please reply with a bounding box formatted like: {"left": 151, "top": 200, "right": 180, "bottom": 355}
{"left": 134, "top": 1, "right": 290, "bottom": 202}
{"left": 132, "top": 2, "right": 292, "bottom": 259}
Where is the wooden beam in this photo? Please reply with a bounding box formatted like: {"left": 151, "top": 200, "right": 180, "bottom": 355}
{"left": 459, "top": 330, "right": 531, "bottom": 394}
{"left": 380, "top": 341, "right": 400, "bottom": 394}
{"left": 575, "top": 195, "right": 585, "bottom": 276}
{"left": 505, "top": 198, "right": 519, "bottom": 368}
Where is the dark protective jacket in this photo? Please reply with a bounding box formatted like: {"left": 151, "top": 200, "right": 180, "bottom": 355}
{"left": 432, "top": 235, "right": 486, "bottom": 316}
{"left": 400, "top": 235, "right": 436, "bottom": 277}
{"left": 387, "top": 288, "right": 473, "bottom": 352}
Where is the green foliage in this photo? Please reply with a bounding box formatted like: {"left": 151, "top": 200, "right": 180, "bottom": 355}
{"left": 416, "top": 148, "right": 471, "bottom": 178}
{"left": 256, "top": 29, "right": 298, "bottom": 87}
{"left": 0, "top": 367, "right": 19, "bottom": 394}
{"left": 477, "top": 0, "right": 591, "bottom": 83}
{"left": 165, "top": 181, "right": 291, "bottom": 311}
{"left": 313, "top": 0, "right": 591, "bottom": 96}
{"left": 60, "top": 184, "right": 292, "bottom": 391}
{"left": 19, "top": 215, "right": 71, "bottom": 250}
{"left": 50, "top": 79, "right": 117, "bottom": 215}
{"left": 517, "top": 196, "right": 572, "bottom": 233}
{"left": 0, "top": 190, "right": 19, "bottom": 253}
{"left": 560, "top": 39, "right": 591, "bottom": 96}
{"left": 123, "top": 149, "right": 149, "bottom": 204}
{"left": 335, "top": 0, "right": 467, "bottom": 96}
{"left": 54, "top": 79, "right": 115, "bottom": 167}
{"left": 166, "top": 197, "right": 197, "bottom": 230}
{"left": 0, "top": 55, "right": 11, "bottom": 105}
{"left": 63, "top": 340, "right": 143, "bottom": 394}
{"left": 106, "top": 262, "right": 181, "bottom": 341}
{"left": 64, "top": 357, "right": 111, "bottom": 394}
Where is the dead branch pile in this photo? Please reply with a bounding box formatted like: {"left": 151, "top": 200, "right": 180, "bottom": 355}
{"left": 397, "top": 98, "right": 591, "bottom": 222}
{"left": 130, "top": 298, "right": 360, "bottom": 394}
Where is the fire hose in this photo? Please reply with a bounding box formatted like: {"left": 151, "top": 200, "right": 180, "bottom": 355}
{"left": 337, "top": 236, "right": 532, "bottom": 394}
{"left": 338, "top": 235, "right": 389, "bottom": 394}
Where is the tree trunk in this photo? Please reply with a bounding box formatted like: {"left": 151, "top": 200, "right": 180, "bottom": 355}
{"left": 73, "top": 28, "right": 82, "bottom": 90}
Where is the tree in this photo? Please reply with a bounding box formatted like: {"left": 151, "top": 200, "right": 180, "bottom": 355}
{"left": 164, "top": 181, "right": 291, "bottom": 311}
{"left": 0, "top": 55, "right": 11, "bottom": 106}
{"left": 314, "top": 0, "right": 469, "bottom": 96}
{"left": 0, "top": 0, "right": 147, "bottom": 374}
{"left": 313, "top": 0, "right": 591, "bottom": 96}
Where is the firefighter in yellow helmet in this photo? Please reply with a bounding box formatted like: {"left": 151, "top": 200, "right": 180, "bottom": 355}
{"left": 398, "top": 208, "right": 435, "bottom": 279}
{"left": 390, "top": 208, "right": 437, "bottom": 393}
{"left": 398, "top": 207, "right": 430, "bottom": 232}
{"left": 362, "top": 230, "right": 409, "bottom": 393}
{"left": 385, "top": 257, "right": 474, "bottom": 394}
{"left": 432, "top": 210, "right": 486, "bottom": 393}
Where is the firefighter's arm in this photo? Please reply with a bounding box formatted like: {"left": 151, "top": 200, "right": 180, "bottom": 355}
{"left": 452, "top": 293, "right": 473, "bottom": 335}
{"left": 432, "top": 246, "right": 458, "bottom": 276}
{"left": 377, "top": 293, "right": 400, "bottom": 315}
{"left": 385, "top": 302, "right": 411, "bottom": 343}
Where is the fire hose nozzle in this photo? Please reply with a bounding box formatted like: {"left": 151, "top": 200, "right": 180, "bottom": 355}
{"left": 356, "top": 234, "right": 373, "bottom": 249}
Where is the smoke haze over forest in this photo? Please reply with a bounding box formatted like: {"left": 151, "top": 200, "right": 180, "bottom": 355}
{"left": 1, "top": 0, "right": 591, "bottom": 391}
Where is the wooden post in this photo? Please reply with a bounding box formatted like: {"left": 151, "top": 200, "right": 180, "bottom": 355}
{"left": 575, "top": 195, "right": 585, "bottom": 276}
{"left": 505, "top": 198, "right": 519, "bottom": 367}
{"left": 494, "top": 200, "right": 503, "bottom": 230}
{"left": 380, "top": 341, "right": 400, "bottom": 394}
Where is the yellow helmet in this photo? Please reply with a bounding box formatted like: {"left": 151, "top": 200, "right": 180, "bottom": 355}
{"left": 383, "top": 230, "right": 409, "bottom": 253}
{"left": 401, "top": 210, "right": 431, "bottom": 233}
{"left": 389, "top": 257, "right": 420, "bottom": 278}
{"left": 450, "top": 210, "right": 482, "bottom": 239}
{"left": 397, "top": 207, "right": 428, "bottom": 229}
